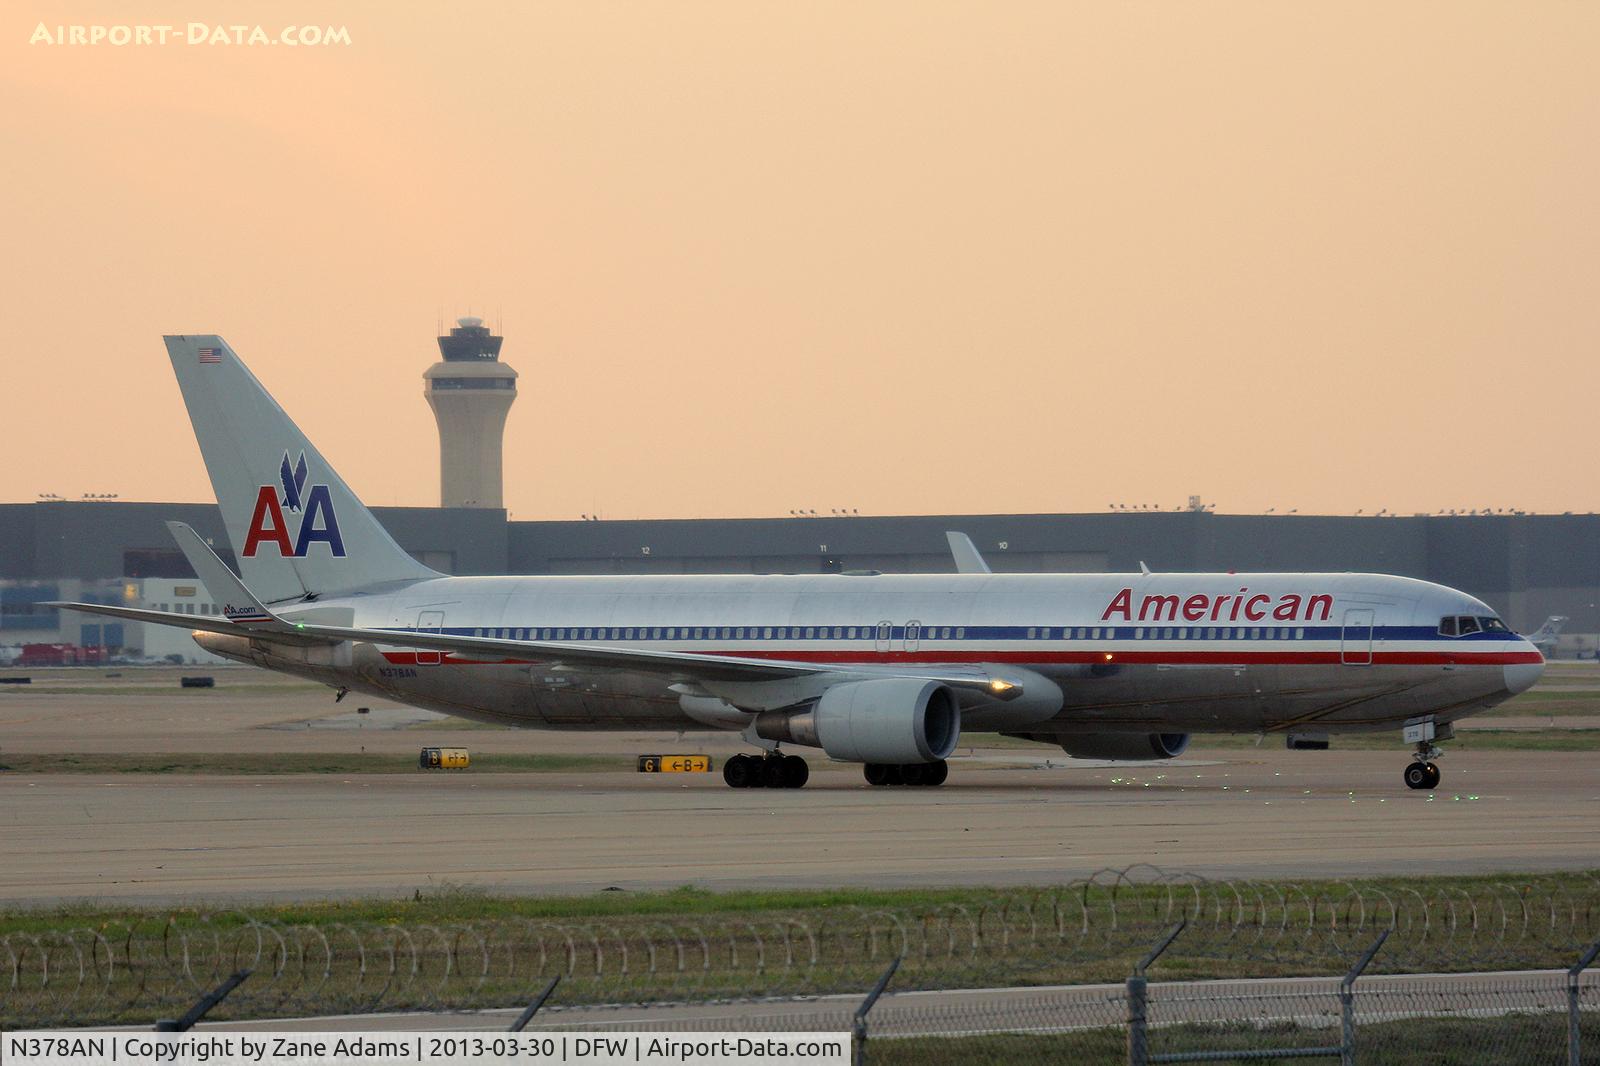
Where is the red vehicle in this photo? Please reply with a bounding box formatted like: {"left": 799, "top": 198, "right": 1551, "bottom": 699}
{"left": 17, "top": 643, "right": 108, "bottom": 667}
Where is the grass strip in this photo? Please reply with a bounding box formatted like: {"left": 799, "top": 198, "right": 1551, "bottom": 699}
{"left": 0, "top": 751, "right": 619, "bottom": 775}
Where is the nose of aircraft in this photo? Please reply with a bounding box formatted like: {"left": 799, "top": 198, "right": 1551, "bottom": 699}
{"left": 1503, "top": 648, "right": 1544, "bottom": 695}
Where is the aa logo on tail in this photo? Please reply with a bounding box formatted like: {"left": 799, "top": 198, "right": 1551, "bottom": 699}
{"left": 242, "top": 450, "right": 345, "bottom": 558}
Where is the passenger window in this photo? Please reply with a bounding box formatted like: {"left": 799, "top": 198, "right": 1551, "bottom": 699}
{"left": 956, "top": 627, "right": 966, "bottom": 639}
{"left": 805, "top": 627, "right": 815, "bottom": 639}
{"left": 763, "top": 627, "right": 773, "bottom": 639}
{"left": 1295, "top": 627, "right": 1304, "bottom": 639}
{"left": 848, "top": 627, "right": 858, "bottom": 639}
{"left": 1458, "top": 616, "right": 1480, "bottom": 636}
{"left": 834, "top": 627, "right": 844, "bottom": 638}
{"left": 1135, "top": 628, "right": 1144, "bottom": 639}
{"left": 1027, "top": 627, "right": 1037, "bottom": 639}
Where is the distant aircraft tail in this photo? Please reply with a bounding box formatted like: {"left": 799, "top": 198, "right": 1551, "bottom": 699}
{"left": 164, "top": 335, "right": 436, "bottom": 603}
{"left": 1527, "top": 615, "right": 1568, "bottom": 643}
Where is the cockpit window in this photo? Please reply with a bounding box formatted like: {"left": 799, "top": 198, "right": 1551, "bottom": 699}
{"left": 1480, "top": 617, "right": 1509, "bottom": 632}
{"left": 1438, "top": 616, "right": 1457, "bottom": 637}
{"left": 1457, "top": 616, "right": 1481, "bottom": 636}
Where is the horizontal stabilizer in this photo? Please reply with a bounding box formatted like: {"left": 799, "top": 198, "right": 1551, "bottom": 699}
{"left": 165, "top": 520, "right": 275, "bottom": 624}
{"left": 44, "top": 601, "right": 332, "bottom": 646}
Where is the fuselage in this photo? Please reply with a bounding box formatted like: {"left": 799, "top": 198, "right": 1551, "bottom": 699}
{"left": 198, "top": 570, "right": 1543, "bottom": 738}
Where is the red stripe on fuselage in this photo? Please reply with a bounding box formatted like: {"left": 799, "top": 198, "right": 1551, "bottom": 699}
{"left": 378, "top": 648, "right": 1542, "bottom": 667}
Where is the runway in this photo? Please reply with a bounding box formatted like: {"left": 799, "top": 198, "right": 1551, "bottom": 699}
{"left": 2, "top": 667, "right": 1597, "bottom": 905}
{"left": 3, "top": 748, "right": 1597, "bottom": 905}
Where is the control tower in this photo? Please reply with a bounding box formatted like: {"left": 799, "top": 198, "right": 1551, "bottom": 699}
{"left": 423, "top": 316, "right": 518, "bottom": 509}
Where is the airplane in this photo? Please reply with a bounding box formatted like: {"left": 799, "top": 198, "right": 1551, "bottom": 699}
{"left": 1522, "top": 616, "right": 1567, "bottom": 657}
{"left": 52, "top": 336, "right": 1545, "bottom": 794}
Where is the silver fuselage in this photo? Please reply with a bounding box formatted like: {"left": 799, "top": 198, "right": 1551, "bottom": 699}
{"left": 196, "top": 570, "right": 1543, "bottom": 738}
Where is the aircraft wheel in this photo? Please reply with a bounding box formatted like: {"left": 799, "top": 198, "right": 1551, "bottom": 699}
{"left": 723, "top": 754, "right": 757, "bottom": 789}
{"left": 782, "top": 754, "right": 810, "bottom": 789}
{"left": 1403, "top": 762, "right": 1432, "bottom": 790}
{"left": 923, "top": 760, "right": 949, "bottom": 787}
{"left": 900, "top": 763, "right": 928, "bottom": 787}
{"left": 864, "top": 763, "right": 892, "bottom": 787}
{"left": 1422, "top": 761, "right": 1441, "bottom": 789}
{"left": 883, "top": 764, "right": 905, "bottom": 786}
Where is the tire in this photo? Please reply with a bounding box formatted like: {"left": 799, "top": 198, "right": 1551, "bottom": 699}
{"left": 1403, "top": 762, "right": 1430, "bottom": 790}
{"left": 783, "top": 755, "right": 810, "bottom": 789}
{"left": 924, "top": 760, "right": 949, "bottom": 787}
{"left": 1422, "top": 762, "right": 1441, "bottom": 790}
{"left": 863, "top": 763, "right": 892, "bottom": 787}
{"left": 723, "top": 754, "right": 755, "bottom": 789}
{"left": 883, "top": 764, "right": 905, "bottom": 786}
{"left": 900, "top": 763, "right": 928, "bottom": 787}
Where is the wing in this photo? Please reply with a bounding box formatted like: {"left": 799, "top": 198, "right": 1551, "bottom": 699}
{"left": 51, "top": 524, "right": 1031, "bottom": 698}
{"left": 289, "top": 619, "right": 1025, "bottom": 696}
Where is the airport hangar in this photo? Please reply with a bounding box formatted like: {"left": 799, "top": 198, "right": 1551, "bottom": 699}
{"left": 3, "top": 500, "right": 1598, "bottom": 661}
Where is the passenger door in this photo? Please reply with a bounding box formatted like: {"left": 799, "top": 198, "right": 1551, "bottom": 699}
{"left": 904, "top": 620, "right": 921, "bottom": 653}
{"left": 416, "top": 610, "right": 445, "bottom": 666}
{"left": 875, "top": 621, "right": 892, "bottom": 655}
{"left": 1340, "top": 608, "right": 1374, "bottom": 666}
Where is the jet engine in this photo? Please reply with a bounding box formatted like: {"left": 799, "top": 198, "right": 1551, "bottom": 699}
{"left": 754, "top": 678, "right": 960, "bottom": 764}
{"left": 1056, "top": 732, "right": 1190, "bottom": 760}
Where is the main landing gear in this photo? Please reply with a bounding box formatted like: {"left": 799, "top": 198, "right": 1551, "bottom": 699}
{"left": 723, "top": 752, "right": 810, "bottom": 789}
{"left": 1403, "top": 742, "right": 1443, "bottom": 791}
{"left": 863, "top": 760, "right": 949, "bottom": 787}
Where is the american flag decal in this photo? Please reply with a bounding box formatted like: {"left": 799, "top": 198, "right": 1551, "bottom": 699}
{"left": 197, "top": 347, "right": 221, "bottom": 364}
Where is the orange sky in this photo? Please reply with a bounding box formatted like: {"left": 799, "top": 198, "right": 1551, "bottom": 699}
{"left": 4, "top": 2, "right": 1598, "bottom": 520}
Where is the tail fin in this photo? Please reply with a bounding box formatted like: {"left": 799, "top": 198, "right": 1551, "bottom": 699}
{"left": 165, "top": 335, "right": 436, "bottom": 603}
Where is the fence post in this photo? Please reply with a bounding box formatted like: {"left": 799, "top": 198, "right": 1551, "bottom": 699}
{"left": 153, "top": 970, "right": 252, "bottom": 1032}
{"left": 1127, "top": 920, "right": 1186, "bottom": 1066}
{"left": 507, "top": 975, "right": 561, "bottom": 1033}
{"left": 851, "top": 956, "right": 901, "bottom": 1066}
{"left": 1339, "top": 928, "right": 1390, "bottom": 1066}
{"left": 1570, "top": 936, "right": 1600, "bottom": 1066}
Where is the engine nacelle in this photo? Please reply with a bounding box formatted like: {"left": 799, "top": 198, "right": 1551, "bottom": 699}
{"left": 1054, "top": 732, "right": 1191, "bottom": 761}
{"left": 817, "top": 678, "right": 960, "bottom": 763}
{"left": 757, "top": 678, "right": 960, "bottom": 764}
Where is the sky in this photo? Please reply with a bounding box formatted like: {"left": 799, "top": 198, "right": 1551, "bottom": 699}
{"left": 3, "top": 2, "right": 1598, "bottom": 521}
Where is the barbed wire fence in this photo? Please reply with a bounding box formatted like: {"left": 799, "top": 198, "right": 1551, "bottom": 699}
{"left": 5, "top": 866, "right": 1600, "bottom": 1057}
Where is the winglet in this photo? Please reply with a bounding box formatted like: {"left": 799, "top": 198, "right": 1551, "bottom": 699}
{"left": 1139, "top": 561, "right": 1152, "bottom": 575}
{"left": 165, "top": 521, "right": 279, "bottom": 625}
{"left": 945, "top": 532, "right": 992, "bottom": 575}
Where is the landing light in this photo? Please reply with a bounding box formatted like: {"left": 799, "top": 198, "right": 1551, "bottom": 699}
{"left": 988, "top": 679, "right": 1015, "bottom": 693}
{"left": 1104, "top": 652, "right": 1114, "bottom": 661}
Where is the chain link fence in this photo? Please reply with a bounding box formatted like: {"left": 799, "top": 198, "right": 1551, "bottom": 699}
{"left": 4, "top": 867, "right": 1598, "bottom": 1063}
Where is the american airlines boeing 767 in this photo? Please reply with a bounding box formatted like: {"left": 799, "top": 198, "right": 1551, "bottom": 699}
{"left": 54, "top": 336, "right": 1545, "bottom": 792}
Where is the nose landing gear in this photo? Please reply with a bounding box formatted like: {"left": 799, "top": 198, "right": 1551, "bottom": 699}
{"left": 1403, "top": 741, "right": 1444, "bottom": 790}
